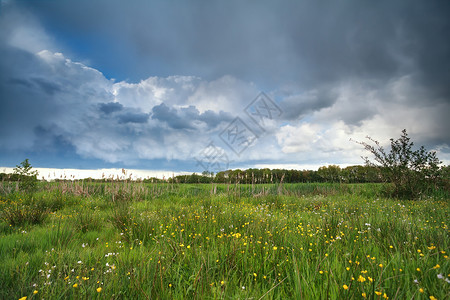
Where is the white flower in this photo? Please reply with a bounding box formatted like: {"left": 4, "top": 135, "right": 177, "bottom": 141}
{"left": 77, "top": 261, "right": 82, "bottom": 264}
{"left": 413, "top": 279, "right": 419, "bottom": 284}
{"left": 241, "top": 286, "right": 245, "bottom": 290}
{"left": 437, "top": 274, "right": 444, "bottom": 279}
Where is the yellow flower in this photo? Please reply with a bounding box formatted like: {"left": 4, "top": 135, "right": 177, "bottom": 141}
{"left": 187, "top": 245, "right": 191, "bottom": 249}
{"left": 33, "top": 290, "right": 38, "bottom": 294}
{"left": 253, "top": 273, "right": 257, "bottom": 277}
{"left": 19, "top": 297, "right": 27, "bottom": 300}
{"left": 319, "top": 270, "right": 324, "bottom": 274}
{"left": 97, "top": 287, "right": 102, "bottom": 293}
{"left": 419, "top": 288, "right": 424, "bottom": 293}
{"left": 416, "top": 268, "right": 421, "bottom": 272}
{"left": 346, "top": 267, "right": 350, "bottom": 271}
{"left": 429, "top": 296, "right": 437, "bottom": 300}
{"left": 357, "top": 275, "right": 366, "bottom": 282}
{"left": 362, "top": 292, "right": 367, "bottom": 298}
{"left": 73, "top": 283, "right": 78, "bottom": 288}
{"left": 378, "top": 264, "right": 383, "bottom": 268}
{"left": 343, "top": 284, "right": 349, "bottom": 290}
{"left": 433, "top": 264, "right": 440, "bottom": 269}
{"left": 375, "top": 291, "right": 382, "bottom": 296}
{"left": 383, "top": 293, "right": 388, "bottom": 299}
{"left": 221, "top": 280, "right": 225, "bottom": 285}
{"left": 273, "top": 246, "right": 278, "bottom": 250}
{"left": 368, "top": 276, "right": 373, "bottom": 282}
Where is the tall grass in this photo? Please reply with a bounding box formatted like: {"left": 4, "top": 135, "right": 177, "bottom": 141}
{"left": 0, "top": 181, "right": 448, "bottom": 299}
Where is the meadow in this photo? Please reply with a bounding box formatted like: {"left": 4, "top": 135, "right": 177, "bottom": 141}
{"left": 0, "top": 181, "right": 448, "bottom": 299}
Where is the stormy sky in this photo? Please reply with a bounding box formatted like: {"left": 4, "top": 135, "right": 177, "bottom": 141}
{"left": 0, "top": 0, "right": 449, "bottom": 175}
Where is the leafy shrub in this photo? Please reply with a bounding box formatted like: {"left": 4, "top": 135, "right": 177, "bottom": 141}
{"left": 13, "top": 159, "right": 39, "bottom": 192}
{"left": 358, "top": 129, "right": 444, "bottom": 198}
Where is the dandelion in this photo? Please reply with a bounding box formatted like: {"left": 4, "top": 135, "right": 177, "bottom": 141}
{"left": 97, "top": 287, "right": 102, "bottom": 293}
{"left": 343, "top": 284, "right": 349, "bottom": 290}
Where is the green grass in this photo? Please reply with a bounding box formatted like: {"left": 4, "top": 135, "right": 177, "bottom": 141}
{"left": 0, "top": 182, "right": 448, "bottom": 299}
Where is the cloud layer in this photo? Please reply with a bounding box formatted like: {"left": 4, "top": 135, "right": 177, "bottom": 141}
{"left": 0, "top": 1, "right": 449, "bottom": 171}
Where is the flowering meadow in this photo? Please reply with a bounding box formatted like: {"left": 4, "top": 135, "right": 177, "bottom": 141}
{"left": 0, "top": 182, "right": 448, "bottom": 299}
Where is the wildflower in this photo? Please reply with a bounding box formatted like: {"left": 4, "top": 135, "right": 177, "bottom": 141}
{"left": 368, "top": 276, "right": 373, "bottom": 282}
{"left": 375, "top": 291, "right": 382, "bottom": 296}
{"left": 416, "top": 268, "right": 421, "bottom": 272}
{"left": 273, "top": 246, "right": 278, "bottom": 250}
{"left": 33, "top": 290, "right": 38, "bottom": 295}
{"left": 253, "top": 273, "right": 257, "bottom": 277}
{"left": 319, "top": 270, "right": 324, "bottom": 274}
{"left": 187, "top": 245, "right": 191, "bottom": 249}
{"left": 378, "top": 264, "right": 383, "bottom": 268}
{"left": 73, "top": 283, "right": 78, "bottom": 288}
{"left": 433, "top": 264, "right": 440, "bottom": 269}
{"left": 357, "top": 275, "right": 366, "bottom": 282}
{"left": 437, "top": 274, "right": 443, "bottom": 279}
{"left": 346, "top": 267, "right": 350, "bottom": 271}
{"left": 343, "top": 284, "right": 349, "bottom": 290}
{"left": 97, "top": 287, "right": 102, "bottom": 293}
{"left": 419, "top": 288, "right": 424, "bottom": 293}
{"left": 429, "top": 296, "right": 437, "bottom": 300}
{"left": 19, "top": 297, "right": 27, "bottom": 300}
{"left": 362, "top": 292, "right": 367, "bottom": 298}
{"left": 383, "top": 293, "right": 388, "bottom": 299}
{"left": 220, "top": 280, "right": 225, "bottom": 285}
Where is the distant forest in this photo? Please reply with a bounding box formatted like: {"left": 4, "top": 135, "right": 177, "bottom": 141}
{"left": 2, "top": 164, "right": 448, "bottom": 185}
{"left": 0, "top": 165, "right": 382, "bottom": 184}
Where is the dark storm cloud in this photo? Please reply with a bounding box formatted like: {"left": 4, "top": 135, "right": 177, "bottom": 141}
{"left": 99, "top": 102, "right": 123, "bottom": 114}
{"left": 20, "top": 0, "right": 450, "bottom": 91}
{"left": 117, "top": 112, "right": 149, "bottom": 124}
{"left": 151, "top": 103, "right": 233, "bottom": 130}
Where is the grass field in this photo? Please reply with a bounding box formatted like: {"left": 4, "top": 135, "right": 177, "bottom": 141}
{"left": 0, "top": 182, "right": 448, "bottom": 299}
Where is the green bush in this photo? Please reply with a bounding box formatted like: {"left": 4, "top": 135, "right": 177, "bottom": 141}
{"left": 358, "top": 129, "right": 444, "bottom": 198}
